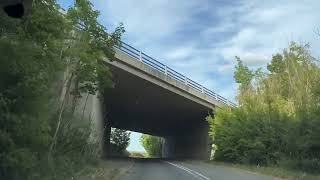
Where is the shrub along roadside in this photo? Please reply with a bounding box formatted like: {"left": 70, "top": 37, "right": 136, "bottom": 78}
{"left": 0, "top": 0, "right": 124, "bottom": 179}
{"left": 109, "top": 128, "right": 131, "bottom": 156}
{"left": 207, "top": 43, "right": 320, "bottom": 174}
{"left": 208, "top": 161, "right": 320, "bottom": 180}
{"left": 140, "top": 134, "right": 163, "bottom": 157}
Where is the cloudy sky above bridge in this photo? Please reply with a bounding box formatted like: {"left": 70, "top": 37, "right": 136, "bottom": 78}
{"left": 58, "top": 0, "right": 320, "bottom": 152}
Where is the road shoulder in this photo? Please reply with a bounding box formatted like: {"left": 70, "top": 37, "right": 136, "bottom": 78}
{"left": 206, "top": 161, "right": 320, "bottom": 180}
{"left": 78, "top": 159, "right": 134, "bottom": 180}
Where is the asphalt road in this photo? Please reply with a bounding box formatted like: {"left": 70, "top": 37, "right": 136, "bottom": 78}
{"left": 118, "top": 158, "right": 277, "bottom": 180}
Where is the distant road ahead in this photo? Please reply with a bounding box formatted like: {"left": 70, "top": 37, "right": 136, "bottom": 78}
{"left": 117, "top": 158, "right": 277, "bottom": 180}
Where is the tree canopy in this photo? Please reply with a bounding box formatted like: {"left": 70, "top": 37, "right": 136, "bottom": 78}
{"left": 0, "top": 0, "right": 124, "bottom": 179}
{"left": 208, "top": 42, "right": 320, "bottom": 173}
{"left": 140, "top": 134, "right": 163, "bottom": 157}
{"left": 110, "top": 128, "right": 130, "bottom": 154}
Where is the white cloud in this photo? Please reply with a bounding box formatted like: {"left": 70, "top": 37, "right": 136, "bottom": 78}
{"left": 212, "top": 0, "right": 320, "bottom": 68}
{"left": 218, "top": 45, "right": 270, "bottom": 67}
{"left": 94, "top": 0, "right": 205, "bottom": 45}
{"left": 201, "top": 21, "right": 235, "bottom": 35}
{"left": 241, "top": 53, "right": 269, "bottom": 66}
{"left": 218, "top": 64, "right": 233, "bottom": 74}
{"left": 165, "top": 46, "right": 195, "bottom": 60}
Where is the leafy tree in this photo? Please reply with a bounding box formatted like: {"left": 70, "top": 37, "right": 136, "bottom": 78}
{"left": 49, "top": 0, "right": 124, "bottom": 155}
{"left": 110, "top": 129, "right": 130, "bottom": 154}
{"left": 140, "top": 134, "right": 163, "bottom": 157}
{"left": 267, "top": 54, "right": 285, "bottom": 74}
{"left": 234, "top": 56, "right": 254, "bottom": 89}
{"left": 0, "top": 1, "right": 69, "bottom": 179}
{"left": 0, "top": 0, "right": 124, "bottom": 179}
{"left": 208, "top": 42, "right": 320, "bottom": 173}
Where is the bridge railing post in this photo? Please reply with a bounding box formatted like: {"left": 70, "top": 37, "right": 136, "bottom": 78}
{"left": 201, "top": 86, "right": 204, "bottom": 93}
{"left": 164, "top": 65, "right": 168, "bottom": 75}
{"left": 139, "top": 50, "right": 142, "bottom": 62}
{"left": 184, "top": 76, "right": 188, "bottom": 85}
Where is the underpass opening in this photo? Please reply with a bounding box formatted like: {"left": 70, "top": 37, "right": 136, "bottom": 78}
{"left": 108, "top": 128, "right": 164, "bottom": 159}
{"left": 105, "top": 124, "right": 211, "bottom": 160}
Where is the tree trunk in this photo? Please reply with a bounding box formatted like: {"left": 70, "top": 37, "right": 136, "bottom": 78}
{"left": 49, "top": 72, "right": 74, "bottom": 155}
{"left": 81, "top": 92, "right": 90, "bottom": 121}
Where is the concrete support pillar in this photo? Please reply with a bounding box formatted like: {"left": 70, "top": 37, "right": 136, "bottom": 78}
{"left": 88, "top": 94, "right": 107, "bottom": 157}
{"left": 86, "top": 92, "right": 115, "bottom": 158}
{"left": 162, "top": 123, "right": 211, "bottom": 160}
{"left": 73, "top": 92, "right": 108, "bottom": 158}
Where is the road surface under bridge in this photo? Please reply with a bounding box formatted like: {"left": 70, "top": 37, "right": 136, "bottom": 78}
{"left": 98, "top": 42, "right": 235, "bottom": 160}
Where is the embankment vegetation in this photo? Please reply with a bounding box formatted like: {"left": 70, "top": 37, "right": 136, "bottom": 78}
{"left": 129, "top": 151, "right": 147, "bottom": 158}
{"left": 0, "top": 0, "right": 124, "bottom": 179}
{"left": 109, "top": 128, "right": 131, "bottom": 156}
{"left": 140, "top": 134, "right": 163, "bottom": 157}
{"left": 207, "top": 43, "right": 320, "bottom": 174}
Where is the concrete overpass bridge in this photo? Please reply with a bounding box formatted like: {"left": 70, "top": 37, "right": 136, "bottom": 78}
{"left": 94, "top": 41, "right": 235, "bottom": 160}
{"left": 57, "top": 8, "right": 235, "bottom": 159}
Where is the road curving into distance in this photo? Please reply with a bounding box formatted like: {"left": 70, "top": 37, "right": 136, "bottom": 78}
{"left": 113, "top": 158, "right": 277, "bottom": 180}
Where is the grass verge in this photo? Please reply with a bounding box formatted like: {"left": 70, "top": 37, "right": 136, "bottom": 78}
{"left": 208, "top": 161, "right": 320, "bottom": 180}
{"left": 77, "top": 159, "right": 133, "bottom": 180}
{"left": 129, "top": 151, "right": 147, "bottom": 158}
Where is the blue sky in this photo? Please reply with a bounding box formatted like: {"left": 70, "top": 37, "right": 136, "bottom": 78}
{"left": 127, "top": 131, "right": 145, "bottom": 152}
{"left": 58, "top": 0, "right": 320, "bottom": 152}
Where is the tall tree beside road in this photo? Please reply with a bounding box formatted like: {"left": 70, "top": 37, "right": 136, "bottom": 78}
{"left": 140, "top": 134, "right": 163, "bottom": 157}
{"left": 208, "top": 42, "right": 320, "bottom": 173}
{"left": 110, "top": 128, "right": 131, "bottom": 154}
{"left": 49, "top": 0, "right": 124, "bottom": 156}
{"left": 0, "top": 0, "right": 124, "bottom": 179}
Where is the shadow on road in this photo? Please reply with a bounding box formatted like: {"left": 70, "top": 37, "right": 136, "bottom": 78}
{"left": 105, "top": 156, "right": 198, "bottom": 163}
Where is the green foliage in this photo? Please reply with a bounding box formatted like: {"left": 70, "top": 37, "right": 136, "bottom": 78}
{"left": 234, "top": 56, "right": 254, "bottom": 89}
{"left": 64, "top": 0, "right": 124, "bottom": 97}
{"left": 267, "top": 54, "right": 285, "bottom": 74}
{"left": 140, "top": 134, "right": 163, "bottom": 157}
{"left": 0, "top": 0, "right": 124, "bottom": 179}
{"left": 110, "top": 129, "right": 130, "bottom": 154}
{"left": 208, "top": 42, "right": 320, "bottom": 173}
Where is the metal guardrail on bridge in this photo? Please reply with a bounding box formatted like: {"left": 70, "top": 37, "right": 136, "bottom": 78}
{"left": 116, "top": 42, "right": 237, "bottom": 107}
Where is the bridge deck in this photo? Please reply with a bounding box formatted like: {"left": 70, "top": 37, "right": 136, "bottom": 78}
{"left": 105, "top": 42, "right": 236, "bottom": 108}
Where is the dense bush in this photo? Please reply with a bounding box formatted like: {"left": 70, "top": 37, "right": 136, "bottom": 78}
{"left": 110, "top": 128, "right": 130, "bottom": 155}
{"left": 208, "top": 43, "right": 320, "bottom": 173}
{"left": 0, "top": 0, "right": 124, "bottom": 179}
{"left": 140, "top": 134, "right": 163, "bottom": 157}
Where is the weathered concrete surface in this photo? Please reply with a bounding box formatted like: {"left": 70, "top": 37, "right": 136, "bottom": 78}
{"left": 74, "top": 93, "right": 106, "bottom": 156}
{"left": 101, "top": 50, "right": 216, "bottom": 159}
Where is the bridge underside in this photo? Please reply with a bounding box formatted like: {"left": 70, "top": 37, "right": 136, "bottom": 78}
{"left": 102, "top": 62, "right": 212, "bottom": 159}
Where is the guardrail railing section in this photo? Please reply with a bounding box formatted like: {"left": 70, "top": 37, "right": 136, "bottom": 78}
{"left": 116, "top": 42, "right": 236, "bottom": 107}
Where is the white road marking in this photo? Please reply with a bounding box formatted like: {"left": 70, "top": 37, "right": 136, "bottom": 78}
{"left": 164, "top": 161, "right": 211, "bottom": 180}
{"left": 173, "top": 163, "right": 210, "bottom": 180}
